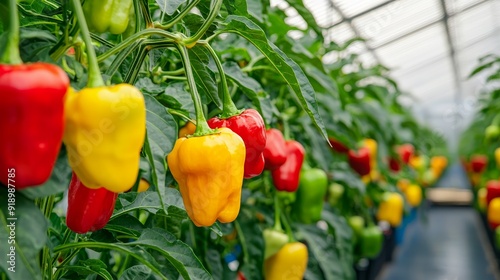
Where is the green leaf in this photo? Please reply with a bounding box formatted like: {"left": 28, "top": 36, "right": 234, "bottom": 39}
{"left": 129, "top": 228, "right": 212, "bottom": 279}
{"left": 188, "top": 46, "right": 222, "bottom": 108}
{"left": 220, "top": 16, "right": 328, "bottom": 141}
{"left": 322, "top": 208, "right": 355, "bottom": 280}
{"left": 0, "top": 189, "right": 48, "bottom": 280}
{"left": 156, "top": 0, "right": 187, "bottom": 16}
{"left": 296, "top": 224, "right": 344, "bottom": 279}
{"left": 113, "top": 188, "right": 186, "bottom": 219}
{"left": 66, "top": 259, "right": 113, "bottom": 280}
{"left": 20, "top": 147, "right": 71, "bottom": 199}
{"left": 119, "top": 265, "right": 156, "bottom": 280}
{"left": 286, "top": 0, "right": 323, "bottom": 40}
{"left": 235, "top": 207, "right": 264, "bottom": 280}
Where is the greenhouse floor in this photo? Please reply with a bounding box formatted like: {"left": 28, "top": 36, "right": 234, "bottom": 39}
{"left": 378, "top": 163, "right": 500, "bottom": 280}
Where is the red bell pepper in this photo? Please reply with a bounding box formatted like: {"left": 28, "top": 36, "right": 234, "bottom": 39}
{"left": 0, "top": 0, "right": 69, "bottom": 189}
{"left": 348, "top": 148, "right": 371, "bottom": 176}
{"left": 470, "top": 154, "right": 488, "bottom": 173}
{"left": 389, "top": 157, "right": 401, "bottom": 172}
{"left": 487, "top": 180, "right": 500, "bottom": 205}
{"left": 397, "top": 144, "right": 414, "bottom": 164}
{"left": 272, "top": 140, "right": 305, "bottom": 192}
{"left": 208, "top": 109, "right": 266, "bottom": 178}
{"left": 263, "top": 128, "right": 287, "bottom": 170}
{"left": 66, "top": 173, "right": 118, "bottom": 234}
{"left": 328, "top": 137, "right": 349, "bottom": 154}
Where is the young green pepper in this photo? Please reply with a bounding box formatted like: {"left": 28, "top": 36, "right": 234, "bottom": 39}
{"left": 360, "top": 225, "right": 383, "bottom": 258}
{"left": 83, "top": 0, "right": 134, "bottom": 34}
{"left": 293, "top": 168, "right": 328, "bottom": 224}
{"left": 328, "top": 183, "right": 344, "bottom": 207}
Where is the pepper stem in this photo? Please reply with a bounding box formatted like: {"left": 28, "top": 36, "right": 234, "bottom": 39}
{"left": 0, "top": 0, "right": 22, "bottom": 64}
{"left": 273, "top": 193, "right": 283, "bottom": 231}
{"left": 202, "top": 43, "right": 241, "bottom": 119}
{"left": 176, "top": 44, "right": 213, "bottom": 136}
{"left": 71, "top": 0, "right": 104, "bottom": 87}
{"left": 183, "top": 0, "right": 223, "bottom": 47}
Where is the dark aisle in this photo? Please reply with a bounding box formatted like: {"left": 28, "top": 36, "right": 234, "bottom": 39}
{"left": 378, "top": 206, "right": 498, "bottom": 280}
{"left": 379, "top": 163, "right": 499, "bottom": 280}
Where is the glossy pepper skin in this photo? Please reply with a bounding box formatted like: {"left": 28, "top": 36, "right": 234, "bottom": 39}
{"left": 376, "top": 193, "right": 404, "bottom": 227}
{"left": 360, "top": 226, "right": 383, "bottom": 258}
{"left": 272, "top": 141, "right": 305, "bottom": 192}
{"left": 430, "top": 156, "right": 448, "bottom": 178}
{"left": 0, "top": 63, "right": 69, "bottom": 189}
{"left": 488, "top": 197, "right": 500, "bottom": 229}
{"left": 263, "top": 229, "right": 289, "bottom": 259}
{"left": 263, "top": 129, "right": 287, "bottom": 170}
{"left": 363, "top": 138, "right": 378, "bottom": 169}
{"left": 294, "top": 168, "right": 328, "bottom": 223}
{"left": 66, "top": 173, "right": 118, "bottom": 234}
{"left": 63, "top": 84, "right": 146, "bottom": 193}
{"left": 83, "top": 0, "right": 133, "bottom": 34}
{"left": 208, "top": 109, "right": 266, "bottom": 178}
{"left": 470, "top": 154, "right": 488, "bottom": 173}
{"left": 264, "top": 242, "right": 308, "bottom": 280}
{"left": 486, "top": 180, "right": 500, "bottom": 205}
{"left": 167, "top": 128, "right": 245, "bottom": 227}
{"left": 348, "top": 148, "right": 371, "bottom": 176}
{"left": 405, "top": 184, "right": 422, "bottom": 207}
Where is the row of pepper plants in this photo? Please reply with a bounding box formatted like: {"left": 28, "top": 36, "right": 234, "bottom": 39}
{"left": 0, "top": 0, "right": 449, "bottom": 279}
{"left": 459, "top": 54, "right": 500, "bottom": 250}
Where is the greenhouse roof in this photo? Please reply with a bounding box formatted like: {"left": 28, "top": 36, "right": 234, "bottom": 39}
{"left": 271, "top": 0, "right": 500, "bottom": 146}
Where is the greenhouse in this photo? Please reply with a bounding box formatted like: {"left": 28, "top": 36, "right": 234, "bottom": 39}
{"left": 0, "top": 0, "right": 500, "bottom": 279}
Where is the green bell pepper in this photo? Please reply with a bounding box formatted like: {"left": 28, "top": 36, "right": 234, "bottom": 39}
{"left": 83, "top": 0, "right": 133, "bottom": 34}
{"left": 360, "top": 225, "right": 383, "bottom": 258}
{"left": 293, "top": 168, "right": 328, "bottom": 224}
{"left": 328, "top": 183, "right": 344, "bottom": 206}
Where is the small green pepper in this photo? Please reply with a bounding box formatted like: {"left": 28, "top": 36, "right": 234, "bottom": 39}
{"left": 293, "top": 168, "right": 328, "bottom": 224}
{"left": 83, "top": 0, "right": 133, "bottom": 34}
{"left": 360, "top": 225, "right": 383, "bottom": 258}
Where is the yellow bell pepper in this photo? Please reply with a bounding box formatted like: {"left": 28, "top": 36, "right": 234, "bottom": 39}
{"left": 405, "top": 184, "right": 422, "bottom": 207}
{"left": 488, "top": 197, "right": 500, "bottom": 229}
{"left": 138, "top": 179, "right": 150, "bottom": 192}
{"left": 397, "top": 179, "right": 410, "bottom": 192}
{"left": 495, "top": 147, "right": 500, "bottom": 168}
{"left": 167, "top": 127, "right": 245, "bottom": 227}
{"left": 178, "top": 121, "right": 196, "bottom": 138}
{"left": 64, "top": 84, "right": 146, "bottom": 193}
{"left": 478, "top": 188, "right": 487, "bottom": 212}
{"left": 376, "top": 192, "right": 404, "bottom": 227}
{"left": 363, "top": 138, "right": 377, "bottom": 169}
{"left": 264, "top": 242, "right": 308, "bottom": 280}
{"left": 430, "top": 156, "right": 447, "bottom": 178}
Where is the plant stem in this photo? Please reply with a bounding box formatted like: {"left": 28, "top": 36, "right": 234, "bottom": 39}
{"left": 70, "top": 0, "right": 104, "bottom": 87}
{"left": 168, "top": 109, "right": 192, "bottom": 122}
{"left": 176, "top": 44, "right": 213, "bottom": 135}
{"left": 273, "top": 193, "right": 283, "bottom": 231}
{"left": 280, "top": 209, "right": 294, "bottom": 242}
{"left": 234, "top": 220, "right": 249, "bottom": 264}
{"left": 97, "top": 29, "right": 180, "bottom": 63}
{"left": 183, "top": 0, "right": 223, "bottom": 47}
{"left": 154, "top": 0, "right": 200, "bottom": 30}
{"left": 202, "top": 43, "right": 241, "bottom": 118}
{"left": 0, "top": 0, "right": 22, "bottom": 64}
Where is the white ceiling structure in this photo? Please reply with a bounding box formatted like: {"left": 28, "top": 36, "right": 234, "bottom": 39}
{"left": 271, "top": 0, "right": 500, "bottom": 147}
